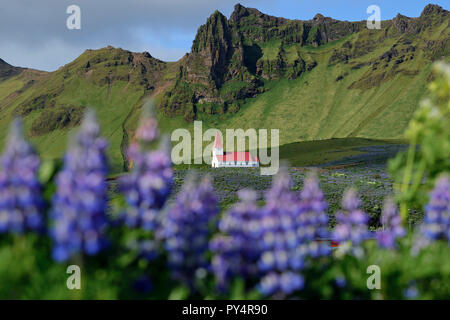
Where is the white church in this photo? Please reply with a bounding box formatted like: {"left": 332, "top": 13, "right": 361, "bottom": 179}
{"left": 211, "top": 132, "right": 259, "bottom": 168}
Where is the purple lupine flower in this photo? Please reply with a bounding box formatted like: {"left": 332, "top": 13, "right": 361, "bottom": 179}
{"left": 258, "top": 272, "right": 279, "bottom": 296}
{"left": 50, "top": 111, "right": 109, "bottom": 262}
{"left": 0, "top": 119, "right": 44, "bottom": 233}
{"left": 422, "top": 175, "right": 450, "bottom": 242}
{"left": 404, "top": 282, "right": 419, "bottom": 299}
{"left": 376, "top": 198, "right": 405, "bottom": 249}
{"left": 136, "top": 116, "right": 159, "bottom": 143}
{"left": 297, "top": 173, "right": 331, "bottom": 257}
{"left": 119, "top": 114, "right": 173, "bottom": 232}
{"left": 119, "top": 110, "right": 172, "bottom": 263}
{"left": 210, "top": 189, "right": 263, "bottom": 290}
{"left": 411, "top": 176, "right": 449, "bottom": 255}
{"left": 120, "top": 143, "right": 173, "bottom": 230}
{"left": 334, "top": 276, "right": 346, "bottom": 288}
{"left": 256, "top": 167, "right": 306, "bottom": 296}
{"left": 209, "top": 236, "right": 239, "bottom": 290}
{"left": 333, "top": 189, "right": 370, "bottom": 248}
{"left": 159, "top": 176, "right": 218, "bottom": 285}
{"left": 258, "top": 271, "right": 304, "bottom": 297}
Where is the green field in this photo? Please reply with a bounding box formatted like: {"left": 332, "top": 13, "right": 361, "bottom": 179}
{"left": 277, "top": 138, "right": 405, "bottom": 167}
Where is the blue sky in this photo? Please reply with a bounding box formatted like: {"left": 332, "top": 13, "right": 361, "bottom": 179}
{"left": 0, "top": 0, "right": 447, "bottom": 71}
{"left": 219, "top": 0, "right": 445, "bottom": 21}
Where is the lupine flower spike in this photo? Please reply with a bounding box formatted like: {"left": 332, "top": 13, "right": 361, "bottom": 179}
{"left": 298, "top": 172, "right": 330, "bottom": 257}
{"left": 0, "top": 118, "right": 44, "bottom": 233}
{"left": 210, "top": 189, "right": 262, "bottom": 290}
{"left": 333, "top": 189, "right": 370, "bottom": 255}
{"left": 119, "top": 104, "right": 173, "bottom": 261}
{"left": 422, "top": 175, "right": 450, "bottom": 242}
{"left": 257, "top": 167, "right": 305, "bottom": 296}
{"left": 376, "top": 198, "right": 405, "bottom": 249}
{"left": 51, "top": 110, "right": 109, "bottom": 262}
{"left": 120, "top": 108, "right": 172, "bottom": 232}
{"left": 160, "top": 175, "right": 218, "bottom": 286}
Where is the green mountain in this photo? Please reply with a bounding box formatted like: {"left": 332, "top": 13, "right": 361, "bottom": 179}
{"left": 0, "top": 3, "right": 448, "bottom": 172}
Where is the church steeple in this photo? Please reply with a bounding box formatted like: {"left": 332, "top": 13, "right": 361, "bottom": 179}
{"left": 213, "top": 131, "right": 223, "bottom": 156}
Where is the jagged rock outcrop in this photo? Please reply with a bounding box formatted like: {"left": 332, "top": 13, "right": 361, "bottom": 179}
{"left": 0, "top": 58, "right": 22, "bottom": 80}
{"left": 160, "top": 8, "right": 260, "bottom": 120}
{"left": 392, "top": 14, "right": 418, "bottom": 33}
{"left": 191, "top": 11, "right": 234, "bottom": 87}
{"left": 391, "top": 4, "right": 449, "bottom": 34}
{"left": 229, "top": 4, "right": 363, "bottom": 46}
{"left": 160, "top": 4, "right": 344, "bottom": 119}
{"left": 421, "top": 4, "right": 446, "bottom": 17}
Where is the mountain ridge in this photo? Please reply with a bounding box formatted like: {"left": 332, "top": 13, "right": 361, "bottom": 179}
{"left": 0, "top": 3, "right": 448, "bottom": 172}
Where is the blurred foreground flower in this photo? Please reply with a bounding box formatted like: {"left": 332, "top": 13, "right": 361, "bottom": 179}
{"left": 120, "top": 143, "right": 173, "bottom": 230}
{"left": 376, "top": 198, "right": 405, "bottom": 249}
{"left": 50, "top": 111, "right": 109, "bottom": 262}
{"left": 136, "top": 113, "right": 159, "bottom": 143}
{"left": 333, "top": 189, "right": 370, "bottom": 255}
{"left": 159, "top": 176, "right": 218, "bottom": 286}
{"left": 120, "top": 110, "right": 172, "bottom": 231}
{"left": 210, "top": 189, "right": 262, "bottom": 290}
{"left": 257, "top": 168, "right": 306, "bottom": 296}
{"left": 389, "top": 61, "right": 450, "bottom": 221}
{"left": 298, "top": 173, "right": 330, "bottom": 257}
{"left": 119, "top": 106, "right": 173, "bottom": 261}
{"left": 0, "top": 119, "right": 44, "bottom": 233}
{"left": 422, "top": 174, "right": 450, "bottom": 242}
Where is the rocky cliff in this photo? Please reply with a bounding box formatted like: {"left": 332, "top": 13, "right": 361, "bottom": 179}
{"left": 158, "top": 3, "right": 448, "bottom": 121}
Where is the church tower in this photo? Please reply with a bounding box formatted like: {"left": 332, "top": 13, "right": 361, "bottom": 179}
{"left": 213, "top": 132, "right": 223, "bottom": 157}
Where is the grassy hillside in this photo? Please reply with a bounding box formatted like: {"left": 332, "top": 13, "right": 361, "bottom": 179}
{"left": 0, "top": 49, "right": 178, "bottom": 172}
{"left": 0, "top": 4, "right": 448, "bottom": 173}
{"left": 208, "top": 38, "right": 433, "bottom": 145}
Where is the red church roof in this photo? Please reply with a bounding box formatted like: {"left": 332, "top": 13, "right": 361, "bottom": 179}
{"left": 213, "top": 132, "right": 223, "bottom": 149}
{"left": 216, "top": 152, "right": 259, "bottom": 162}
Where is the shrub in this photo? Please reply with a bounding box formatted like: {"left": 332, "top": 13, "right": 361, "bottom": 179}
{"left": 389, "top": 62, "right": 450, "bottom": 223}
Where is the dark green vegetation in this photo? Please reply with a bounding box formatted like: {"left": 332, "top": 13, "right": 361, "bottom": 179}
{"left": 276, "top": 138, "right": 406, "bottom": 167}
{"left": 0, "top": 4, "right": 448, "bottom": 172}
